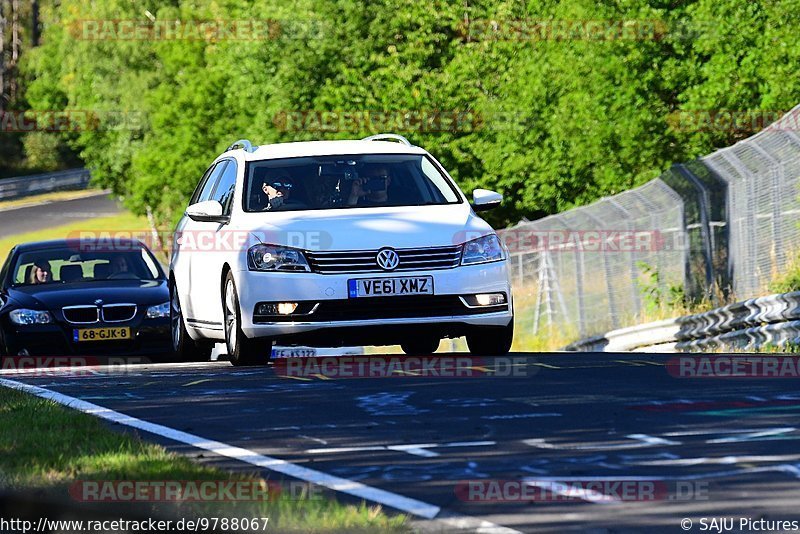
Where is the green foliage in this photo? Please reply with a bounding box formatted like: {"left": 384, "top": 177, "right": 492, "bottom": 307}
{"left": 20, "top": 0, "right": 800, "bottom": 227}
{"left": 637, "top": 261, "right": 686, "bottom": 313}
{"left": 21, "top": 132, "right": 63, "bottom": 170}
{"left": 769, "top": 252, "right": 800, "bottom": 294}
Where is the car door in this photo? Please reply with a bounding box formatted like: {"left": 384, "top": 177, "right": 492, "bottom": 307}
{"left": 173, "top": 162, "right": 226, "bottom": 324}
{"left": 186, "top": 159, "right": 239, "bottom": 326}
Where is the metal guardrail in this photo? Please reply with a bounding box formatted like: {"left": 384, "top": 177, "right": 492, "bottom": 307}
{"left": 0, "top": 168, "right": 91, "bottom": 200}
{"left": 564, "top": 291, "right": 800, "bottom": 352}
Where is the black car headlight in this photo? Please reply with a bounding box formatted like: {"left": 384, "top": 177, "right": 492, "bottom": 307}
{"left": 460, "top": 234, "right": 506, "bottom": 265}
{"left": 9, "top": 309, "right": 54, "bottom": 325}
{"left": 248, "top": 244, "right": 311, "bottom": 272}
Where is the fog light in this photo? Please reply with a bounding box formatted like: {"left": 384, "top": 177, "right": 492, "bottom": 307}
{"left": 257, "top": 302, "right": 300, "bottom": 315}
{"left": 277, "top": 302, "right": 299, "bottom": 315}
{"left": 473, "top": 293, "right": 507, "bottom": 306}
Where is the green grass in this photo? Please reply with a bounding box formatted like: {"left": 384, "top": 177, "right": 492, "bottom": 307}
{"left": 0, "top": 211, "right": 166, "bottom": 262}
{"left": 769, "top": 252, "right": 800, "bottom": 294}
{"left": 0, "top": 386, "right": 408, "bottom": 533}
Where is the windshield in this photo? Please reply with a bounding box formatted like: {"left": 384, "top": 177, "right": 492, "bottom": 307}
{"left": 11, "top": 246, "right": 162, "bottom": 287}
{"left": 243, "top": 154, "right": 462, "bottom": 212}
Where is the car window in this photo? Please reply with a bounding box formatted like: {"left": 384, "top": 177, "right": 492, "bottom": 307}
{"left": 243, "top": 154, "right": 463, "bottom": 212}
{"left": 210, "top": 160, "right": 238, "bottom": 215}
{"left": 190, "top": 162, "right": 225, "bottom": 206}
{"left": 12, "top": 247, "right": 161, "bottom": 286}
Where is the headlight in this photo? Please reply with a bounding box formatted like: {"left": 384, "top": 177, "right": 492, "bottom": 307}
{"left": 248, "top": 244, "right": 311, "bottom": 272}
{"left": 460, "top": 234, "right": 506, "bottom": 265}
{"left": 146, "top": 302, "right": 170, "bottom": 319}
{"left": 9, "top": 309, "right": 54, "bottom": 325}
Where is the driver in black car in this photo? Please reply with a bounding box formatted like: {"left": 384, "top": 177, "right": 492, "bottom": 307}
{"left": 110, "top": 255, "right": 130, "bottom": 275}
{"left": 27, "top": 259, "right": 52, "bottom": 285}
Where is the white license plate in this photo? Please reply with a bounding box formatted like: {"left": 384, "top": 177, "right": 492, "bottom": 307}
{"left": 272, "top": 348, "right": 317, "bottom": 358}
{"left": 348, "top": 276, "right": 434, "bottom": 298}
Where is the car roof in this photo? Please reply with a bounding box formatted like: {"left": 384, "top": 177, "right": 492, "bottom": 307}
{"left": 236, "top": 140, "right": 428, "bottom": 162}
{"left": 12, "top": 238, "right": 147, "bottom": 253}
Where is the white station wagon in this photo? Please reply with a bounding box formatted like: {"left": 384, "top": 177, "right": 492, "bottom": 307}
{"left": 170, "top": 134, "right": 514, "bottom": 365}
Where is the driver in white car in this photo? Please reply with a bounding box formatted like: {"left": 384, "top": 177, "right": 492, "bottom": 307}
{"left": 261, "top": 174, "right": 296, "bottom": 211}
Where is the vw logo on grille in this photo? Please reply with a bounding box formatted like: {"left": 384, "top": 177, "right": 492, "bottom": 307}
{"left": 376, "top": 248, "right": 400, "bottom": 271}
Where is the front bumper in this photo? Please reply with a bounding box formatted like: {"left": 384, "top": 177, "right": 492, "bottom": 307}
{"left": 234, "top": 261, "right": 513, "bottom": 341}
{"left": 1, "top": 317, "right": 171, "bottom": 357}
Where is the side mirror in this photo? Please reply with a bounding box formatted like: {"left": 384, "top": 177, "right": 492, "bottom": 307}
{"left": 472, "top": 189, "right": 502, "bottom": 212}
{"left": 185, "top": 200, "right": 229, "bottom": 223}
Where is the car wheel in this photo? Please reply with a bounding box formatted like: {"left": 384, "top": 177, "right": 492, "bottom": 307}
{"left": 401, "top": 337, "right": 440, "bottom": 356}
{"left": 223, "top": 272, "right": 270, "bottom": 366}
{"left": 170, "top": 278, "right": 212, "bottom": 362}
{"left": 0, "top": 326, "right": 7, "bottom": 363}
{"left": 466, "top": 319, "right": 514, "bottom": 356}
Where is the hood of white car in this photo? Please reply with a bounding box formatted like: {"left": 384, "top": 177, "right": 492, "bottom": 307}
{"left": 236, "top": 204, "right": 495, "bottom": 251}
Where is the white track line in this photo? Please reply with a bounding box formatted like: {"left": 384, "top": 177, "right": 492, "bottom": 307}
{"left": 0, "top": 378, "right": 520, "bottom": 534}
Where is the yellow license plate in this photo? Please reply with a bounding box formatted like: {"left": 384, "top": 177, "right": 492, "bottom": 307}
{"left": 73, "top": 327, "right": 132, "bottom": 342}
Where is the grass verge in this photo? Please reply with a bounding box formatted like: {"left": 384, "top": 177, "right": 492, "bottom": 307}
{"left": 0, "top": 385, "right": 408, "bottom": 532}
{"left": 0, "top": 211, "right": 164, "bottom": 261}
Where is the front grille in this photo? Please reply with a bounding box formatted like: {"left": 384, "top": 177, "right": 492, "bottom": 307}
{"left": 307, "top": 246, "right": 462, "bottom": 274}
{"left": 62, "top": 304, "right": 137, "bottom": 324}
{"left": 63, "top": 306, "right": 99, "bottom": 324}
{"left": 254, "top": 296, "right": 508, "bottom": 323}
{"left": 101, "top": 304, "right": 137, "bottom": 322}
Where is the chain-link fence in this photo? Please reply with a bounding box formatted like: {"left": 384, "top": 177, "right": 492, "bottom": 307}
{"left": 702, "top": 104, "right": 800, "bottom": 298}
{"left": 503, "top": 104, "right": 800, "bottom": 339}
{"left": 500, "top": 180, "right": 687, "bottom": 338}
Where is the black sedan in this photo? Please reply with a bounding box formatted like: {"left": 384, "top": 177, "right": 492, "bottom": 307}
{"left": 0, "top": 239, "right": 173, "bottom": 359}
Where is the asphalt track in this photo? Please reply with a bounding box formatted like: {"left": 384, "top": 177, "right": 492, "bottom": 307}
{"left": 0, "top": 192, "right": 121, "bottom": 238}
{"left": 3, "top": 351, "right": 800, "bottom": 533}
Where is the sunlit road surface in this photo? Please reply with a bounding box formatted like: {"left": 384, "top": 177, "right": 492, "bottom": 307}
{"left": 4, "top": 351, "right": 800, "bottom": 533}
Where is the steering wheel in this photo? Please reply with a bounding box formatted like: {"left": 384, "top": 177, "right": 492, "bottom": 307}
{"left": 107, "top": 272, "right": 138, "bottom": 280}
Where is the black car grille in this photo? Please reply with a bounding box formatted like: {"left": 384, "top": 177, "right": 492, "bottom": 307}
{"left": 101, "top": 304, "right": 137, "bottom": 322}
{"left": 306, "top": 246, "right": 462, "bottom": 274}
{"left": 254, "top": 296, "right": 508, "bottom": 323}
{"left": 62, "top": 304, "right": 137, "bottom": 324}
{"left": 62, "top": 306, "right": 99, "bottom": 324}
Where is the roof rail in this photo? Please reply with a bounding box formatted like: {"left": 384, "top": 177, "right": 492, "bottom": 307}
{"left": 225, "top": 139, "right": 258, "bottom": 153}
{"left": 361, "top": 133, "right": 412, "bottom": 146}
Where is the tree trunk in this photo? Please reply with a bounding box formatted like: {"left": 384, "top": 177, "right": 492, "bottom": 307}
{"left": 31, "top": 0, "right": 39, "bottom": 47}
{"left": 9, "top": 0, "right": 17, "bottom": 100}
{"left": 0, "top": 0, "right": 6, "bottom": 112}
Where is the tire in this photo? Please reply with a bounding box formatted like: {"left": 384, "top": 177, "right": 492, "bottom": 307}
{"left": 223, "top": 272, "right": 271, "bottom": 366}
{"left": 0, "top": 326, "right": 8, "bottom": 364}
{"left": 170, "top": 278, "right": 212, "bottom": 362}
{"left": 466, "top": 319, "right": 514, "bottom": 356}
{"left": 401, "top": 337, "right": 440, "bottom": 356}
